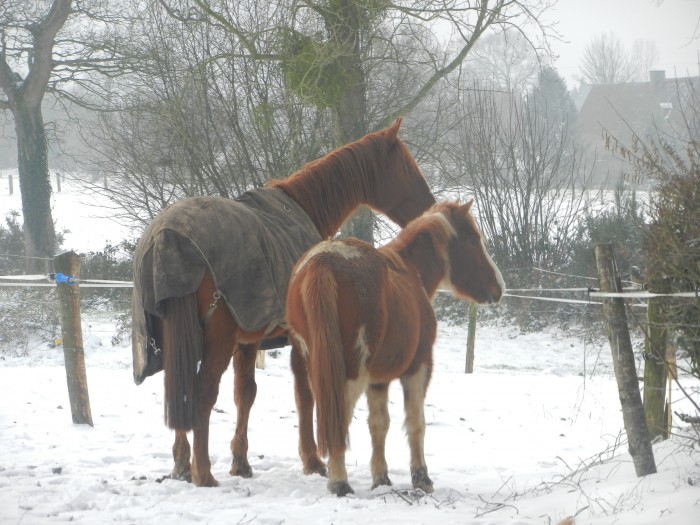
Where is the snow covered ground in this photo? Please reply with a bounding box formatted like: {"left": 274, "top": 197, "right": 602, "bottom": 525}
{"left": 0, "top": 170, "right": 698, "bottom": 524}
{"left": 0, "top": 319, "right": 698, "bottom": 525}
{"left": 0, "top": 170, "right": 137, "bottom": 252}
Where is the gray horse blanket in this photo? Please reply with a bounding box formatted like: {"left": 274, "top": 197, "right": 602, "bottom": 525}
{"left": 132, "top": 187, "right": 322, "bottom": 384}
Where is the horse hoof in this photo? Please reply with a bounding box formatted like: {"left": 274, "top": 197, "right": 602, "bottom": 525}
{"left": 230, "top": 460, "right": 253, "bottom": 478}
{"left": 192, "top": 472, "right": 219, "bottom": 487}
{"left": 371, "top": 472, "right": 392, "bottom": 489}
{"left": 169, "top": 467, "right": 192, "bottom": 483}
{"left": 411, "top": 467, "right": 433, "bottom": 493}
{"left": 328, "top": 480, "right": 354, "bottom": 497}
{"left": 303, "top": 457, "right": 328, "bottom": 477}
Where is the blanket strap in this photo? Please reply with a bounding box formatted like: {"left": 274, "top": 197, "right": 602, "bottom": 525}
{"left": 201, "top": 290, "right": 222, "bottom": 328}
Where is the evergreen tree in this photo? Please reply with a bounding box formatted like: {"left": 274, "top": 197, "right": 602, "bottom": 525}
{"left": 528, "top": 67, "right": 576, "bottom": 132}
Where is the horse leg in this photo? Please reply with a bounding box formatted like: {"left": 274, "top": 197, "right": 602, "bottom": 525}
{"left": 327, "top": 450, "right": 353, "bottom": 496}
{"left": 290, "top": 344, "right": 326, "bottom": 476}
{"left": 190, "top": 345, "right": 232, "bottom": 487}
{"left": 400, "top": 365, "right": 434, "bottom": 493}
{"left": 230, "top": 342, "right": 257, "bottom": 477}
{"left": 327, "top": 375, "right": 366, "bottom": 496}
{"left": 367, "top": 383, "right": 392, "bottom": 489}
{"left": 188, "top": 304, "right": 236, "bottom": 487}
{"left": 171, "top": 431, "right": 192, "bottom": 481}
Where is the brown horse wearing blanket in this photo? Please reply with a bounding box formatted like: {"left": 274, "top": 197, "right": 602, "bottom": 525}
{"left": 286, "top": 201, "right": 505, "bottom": 496}
{"left": 131, "top": 119, "right": 436, "bottom": 487}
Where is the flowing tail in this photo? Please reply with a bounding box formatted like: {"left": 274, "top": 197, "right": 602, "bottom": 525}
{"left": 162, "top": 293, "right": 203, "bottom": 430}
{"left": 303, "top": 265, "right": 347, "bottom": 457}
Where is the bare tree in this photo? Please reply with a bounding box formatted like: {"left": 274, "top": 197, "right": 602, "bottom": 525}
{"left": 180, "top": 0, "right": 557, "bottom": 241}
{"left": 579, "top": 32, "right": 636, "bottom": 84}
{"left": 630, "top": 39, "right": 659, "bottom": 81}
{"left": 464, "top": 28, "right": 543, "bottom": 94}
{"left": 0, "top": 0, "right": 71, "bottom": 271}
{"left": 447, "top": 85, "right": 598, "bottom": 286}
{"left": 81, "top": 0, "right": 333, "bottom": 226}
{"left": 579, "top": 32, "right": 659, "bottom": 85}
{"left": 0, "top": 0, "right": 139, "bottom": 271}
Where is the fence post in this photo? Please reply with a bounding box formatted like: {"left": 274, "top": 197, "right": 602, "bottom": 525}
{"left": 643, "top": 294, "right": 668, "bottom": 440}
{"left": 55, "top": 251, "right": 93, "bottom": 426}
{"left": 8, "top": 174, "right": 13, "bottom": 195}
{"left": 465, "top": 302, "right": 477, "bottom": 373}
{"left": 594, "top": 243, "right": 655, "bottom": 476}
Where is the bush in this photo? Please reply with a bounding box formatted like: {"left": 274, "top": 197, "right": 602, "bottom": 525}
{"left": 0, "top": 212, "right": 61, "bottom": 353}
{"left": 605, "top": 77, "right": 700, "bottom": 381}
{"left": 78, "top": 239, "right": 135, "bottom": 308}
{"left": 568, "top": 180, "right": 646, "bottom": 285}
{"left": 0, "top": 211, "right": 25, "bottom": 275}
{"left": 645, "top": 149, "right": 700, "bottom": 378}
{"left": 0, "top": 212, "right": 135, "bottom": 352}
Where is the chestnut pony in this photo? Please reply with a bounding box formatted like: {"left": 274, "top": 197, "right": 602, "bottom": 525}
{"left": 133, "top": 119, "right": 435, "bottom": 486}
{"left": 286, "top": 201, "right": 505, "bottom": 496}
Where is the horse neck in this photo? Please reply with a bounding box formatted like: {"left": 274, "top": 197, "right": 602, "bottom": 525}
{"left": 387, "top": 233, "right": 447, "bottom": 299}
{"left": 273, "top": 153, "right": 374, "bottom": 239}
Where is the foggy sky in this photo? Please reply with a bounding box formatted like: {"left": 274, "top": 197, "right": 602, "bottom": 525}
{"left": 549, "top": 0, "right": 700, "bottom": 86}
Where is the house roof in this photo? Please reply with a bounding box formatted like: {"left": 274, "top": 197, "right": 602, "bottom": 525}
{"left": 575, "top": 71, "right": 700, "bottom": 143}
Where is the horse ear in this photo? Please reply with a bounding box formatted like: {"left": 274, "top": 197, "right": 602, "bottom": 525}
{"left": 386, "top": 118, "right": 403, "bottom": 141}
{"left": 461, "top": 199, "right": 474, "bottom": 213}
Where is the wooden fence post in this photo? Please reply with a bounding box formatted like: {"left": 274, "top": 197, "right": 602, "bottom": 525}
{"left": 465, "top": 302, "right": 477, "bottom": 373}
{"left": 55, "top": 251, "right": 93, "bottom": 426}
{"left": 594, "top": 243, "right": 655, "bottom": 476}
{"left": 643, "top": 294, "right": 668, "bottom": 440}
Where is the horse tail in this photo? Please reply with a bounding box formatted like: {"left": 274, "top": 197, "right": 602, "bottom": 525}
{"left": 162, "top": 293, "right": 203, "bottom": 430}
{"left": 303, "top": 265, "right": 347, "bottom": 458}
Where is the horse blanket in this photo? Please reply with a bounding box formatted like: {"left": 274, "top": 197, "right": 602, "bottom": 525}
{"left": 132, "top": 187, "right": 322, "bottom": 384}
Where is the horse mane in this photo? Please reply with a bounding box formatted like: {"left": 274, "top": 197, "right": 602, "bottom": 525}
{"left": 385, "top": 202, "right": 457, "bottom": 257}
{"left": 268, "top": 129, "right": 394, "bottom": 236}
{"left": 382, "top": 202, "right": 458, "bottom": 293}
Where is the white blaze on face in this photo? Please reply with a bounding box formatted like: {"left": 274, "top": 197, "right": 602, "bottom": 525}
{"left": 480, "top": 238, "right": 506, "bottom": 294}
{"left": 467, "top": 213, "right": 506, "bottom": 296}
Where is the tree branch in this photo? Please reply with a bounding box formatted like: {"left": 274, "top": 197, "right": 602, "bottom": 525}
{"left": 190, "top": 0, "right": 259, "bottom": 57}
{"left": 22, "top": 0, "right": 73, "bottom": 103}
{"left": 376, "top": 0, "right": 495, "bottom": 130}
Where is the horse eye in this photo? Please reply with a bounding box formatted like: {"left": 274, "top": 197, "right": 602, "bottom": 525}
{"left": 470, "top": 237, "right": 479, "bottom": 247}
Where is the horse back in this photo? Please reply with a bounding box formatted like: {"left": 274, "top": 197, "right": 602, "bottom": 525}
{"left": 290, "top": 239, "right": 434, "bottom": 383}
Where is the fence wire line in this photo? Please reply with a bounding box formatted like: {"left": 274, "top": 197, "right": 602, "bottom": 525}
{"left": 1, "top": 275, "right": 698, "bottom": 303}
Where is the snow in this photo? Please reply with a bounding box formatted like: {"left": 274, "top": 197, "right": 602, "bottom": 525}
{"left": 0, "top": 170, "right": 699, "bottom": 524}
{"left": 0, "top": 170, "right": 136, "bottom": 252}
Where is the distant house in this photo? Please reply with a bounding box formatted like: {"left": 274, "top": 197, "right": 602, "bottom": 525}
{"left": 573, "top": 70, "right": 700, "bottom": 186}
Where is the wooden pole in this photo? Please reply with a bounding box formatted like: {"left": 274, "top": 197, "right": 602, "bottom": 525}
{"left": 465, "top": 302, "right": 477, "bottom": 373}
{"left": 594, "top": 243, "right": 655, "bottom": 476}
{"left": 54, "top": 251, "right": 93, "bottom": 426}
{"left": 8, "top": 174, "right": 13, "bottom": 195}
{"left": 643, "top": 295, "right": 668, "bottom": 440}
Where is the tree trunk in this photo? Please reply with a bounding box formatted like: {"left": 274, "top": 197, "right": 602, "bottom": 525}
{"left": 15, "top": 100, "right": 56, "bottom": 273}
{"left": 330, "top": 1, "right": 372, "bottom": 243}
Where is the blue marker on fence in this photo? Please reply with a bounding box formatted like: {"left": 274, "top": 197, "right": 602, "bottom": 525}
{"left": 52, "top": 273, "right": 76, "bottom": 285}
